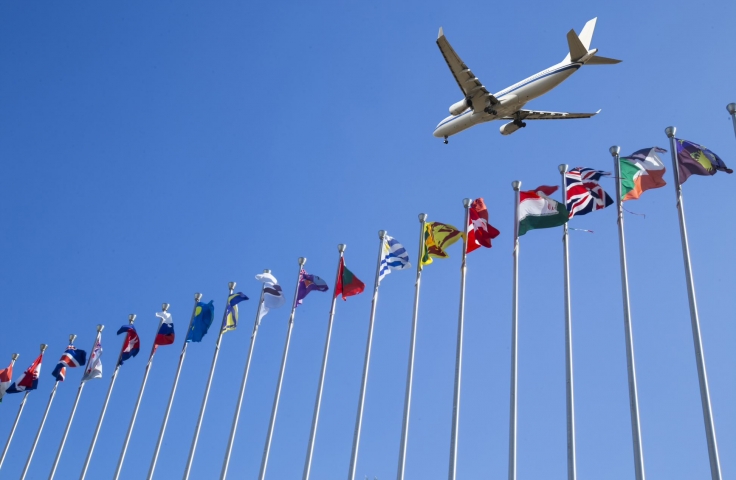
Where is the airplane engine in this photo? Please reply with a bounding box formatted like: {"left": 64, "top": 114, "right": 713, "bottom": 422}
{"left": 449, "top": 98, "right": 470, "bottom": 115}
{"left": 499, "top": 121, "right": 521, "bottom": 136}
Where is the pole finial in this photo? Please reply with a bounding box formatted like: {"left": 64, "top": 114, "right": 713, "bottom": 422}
{"left": 558, "top": 164, "right": 568, "bottom": 174}
{"left": 69, "top": 334, "right": 77, "bottom": 344}
{"left": 378, "top": 230, "right": 387, "bottom": 239}
{"left": 12, "top": 353, "right": 19, "bottom": 361}
{"left": 610, "top": 145, "right": 621, "bottom": 156}
{"left": 298, "top": 257, "right": 307, "bottom": 266}
{"left": 195, "top": 293, "right": 203, "bottom": 302}
{"left": 338, "top": 244, "right": 347, "bottom": 253}
{"left": 97, "top": 324, "right": 104, "bottom": 332}
{"left": 727, "top": 103, "right": 736, "bottom": 115}
{"left": 512, "top": 180, "right": 522, "bottom": 191}
{"left": 129, "top": 314, "right": 136, "bottom": 324}
{"left": 40, "top": 344, "right": 48, "bottom": 353}
{"left": 418, "top": 213, "right": 428, "bottom": 222}
{"left": 162, "top": 303, "right": 170, "bottom": 312}
{"left": 228, "top": 282, "right": 236, "bottom": 291}
{"left": 263, "top": 268, "right": 271, "bottom": 274}
{"left": 665, "top": 126, "right": 676, "bottom": 138}
{"left": 462, "top": 198, "right": 472, "bottom": 207}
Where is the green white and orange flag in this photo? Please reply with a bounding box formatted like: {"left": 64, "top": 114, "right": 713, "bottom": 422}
{"left": 421, "top": 222, "right": 463, "bottom": 267}
{"left": 518, "top": 185, "right": 568, "bottom": 236}
{"left": 619, "top": 147, "right": 667, "bottom": 201}
{"left": 334, "top": 258, "right": 365, "bottom": 300}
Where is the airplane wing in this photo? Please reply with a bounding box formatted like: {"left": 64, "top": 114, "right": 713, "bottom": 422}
{"left": 504, "top": 109, "right": 601, "bottom": 120}
{"left": 436, "top": 28, "right": 498, "bottom": 112}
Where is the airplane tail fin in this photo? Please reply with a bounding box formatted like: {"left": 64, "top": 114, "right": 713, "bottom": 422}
{"left": 562, "top": 17, "right": 621, "bottom": 65}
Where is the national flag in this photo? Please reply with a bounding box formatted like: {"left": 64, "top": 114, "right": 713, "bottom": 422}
{"left": 378, "top": 235, "right": 411, "bottom": 283}
{"left": 187, "top": 301, "right": 215, "bottom": 343}
{"left": 296, "top": 270, "right": 329, "bottom": 306}
{"left": 421, "top": 222, "right": 463, "bottom": 266}
{"left": 565, "top": 167, "right": 613, "bottom": 218}
{"left": 6, "top": 353, "right": 43, "bottom": 394}
{"left": 51, "top": 345, "right": 87, "bottom": 382}
{"left": 82, "top": 335, "right": 103, "bottom": 382}
{"left": 676, "top": 139, "right": 732, "bottom": 183}
{"left": 518, "top": 185, "right": 569, "bottom": 236}
{"left": 117, "top": 325, "right": 140, "bottom": 366}
{"left": 155, "top": 311, "right": 175, "bottom": 346}
{"left": 335, "top": 258, "right": 365, "bottom": 300}
{"left": 620, "top": 147, "right": 667, "bottom": 201}
{"left": 256, "top": 272, "right": 286, "bottom": 322}
{"left": 222, "top": 293, "right": 249, "bottom": 332}
{"left": 467, "top": 198, "right": 500, "bottom": 252}
{"left": 0, "top": 361, "right": 13, "bottom": 401}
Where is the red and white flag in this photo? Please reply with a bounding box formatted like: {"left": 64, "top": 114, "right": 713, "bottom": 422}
{"left": 467, "top": 198, "right": 500, "bottom": 253}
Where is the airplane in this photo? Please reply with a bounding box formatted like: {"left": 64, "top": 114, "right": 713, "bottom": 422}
{"left": 433, "top": 18, "right": 621, "bottom": 143}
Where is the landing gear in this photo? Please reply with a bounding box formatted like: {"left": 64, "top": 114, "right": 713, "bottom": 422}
{"left": 513, "top": 120, "right": 527, "bottom": 128}
{"left": 443, "top": 136, "right": 449, "bottom": 144}
{"left": 484, "top": 106, "right": 497, "bottom": 115}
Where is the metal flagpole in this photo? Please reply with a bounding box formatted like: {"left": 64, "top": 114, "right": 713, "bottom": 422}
{"left": 665, "top": 126, "right": 722, "bottom": 480}
{"left": 559, "top": 165, "right": 577, "bottom": 480}
{"left": 347, "top": 231, "right": 386, "bottom": 480}
{"left": 448, "top": 200, "right": 471, "bottom": 480}
{"left": 148, "top": 293, "right": 202, "bottom": 480}
{"left": 396, "top": 213, "right": 427, "bottom": 480}
{"left": 20, "top": 342, "right": 56, "bottom": 480}
{"left": 508, "top": 181, "right": 521, "bottom": 480}
{"left": 610, "top": 146, "right": 646, "bottom": 480}
{"left": 727, "top": 104, "right": 736, "bottom": 140}
{"left": 80, "top": 314, "right": 135, "bottom": 480}
{"left": 183, "top": 284, "right": 234, "bottom": 480}
{"left": 113, "top": 304, "right": 170, "bottom": 480}
{"left": 259, "top": 257, "right": 306, "bottom": 480}
{"left": 49, "top": 326, "right": 104, "bottom": 480}
{"left": 0, "top": 352, "right": 24, "bottom": 470}
{"left": 221, "top": 272, "right": 270, "bottom": 479}
{"left": 302, "top": 246, "right": 345, "bottom": 480}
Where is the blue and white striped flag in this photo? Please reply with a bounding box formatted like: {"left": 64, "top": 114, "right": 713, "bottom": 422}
{"left": 378, "top": 235, "right": 410, "bottom": 284}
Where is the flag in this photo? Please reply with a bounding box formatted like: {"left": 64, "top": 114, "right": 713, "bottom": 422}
{"left": 82, "top": 335, "right": 103, "bottom": 382}
{"left": 565, "top": 167, "right": 614, "bottom": 218}
{"left": 421, "top": 222, "right": 463, "bottom": 266}
{"left": 256, "top": 272, "right": 286, "bottom": 322}
{"left": 6, "top": 353, "right": 43, "bottom": 394}
{"left": 378, "top": 235, "right": 411, "bottom": 282}
{"left": 187, "top": 301, "right": 215, "bottom": 343}
{"left": 296, "top": 270, "right": 329, "bottom": 306}
{"left": 335, "top": 258, "right": 365, "bottom": 300}
{"left": 117, "top": 325, "right": 140, "bottom": 366}
{"left": 221, "top": 293, "right": 249, "bottom": 332}
{"left": 676, "top": 139, "right": 732, "bottom": 183}
{"left": 467, "top": 198, "right": 500, "bottom": 252}
{"left": 619, "top": 147, "right": 667, "bottom": 201}
{"left": 51, "top": 345, "right": 87, "bottom": 382}
{"left": 0, "top": 361, "right": 13, "bottom": 401}
{"left": 154, "top": 311, "right": 175, "bottom": 346}
{"left": 518, "top": 185, "right": 569, "bottom": 236}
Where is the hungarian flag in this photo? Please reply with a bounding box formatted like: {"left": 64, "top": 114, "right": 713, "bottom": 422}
{"left": 334, "top": 258, "right": 365, "bottom": 300}
{"left": 421, "top": 222, "right": 463, "bottom": 266}
{"left": 676, "top": 139, "right": 732, "bottom": 183}
{"left": 620, "top": 147, "right": 667, "bottom": 201}
{"left": 467, "top": 198, "right": 500, "bottom": 252}
{"left": 518, "top": 185, "right": 568, "bottom": 236}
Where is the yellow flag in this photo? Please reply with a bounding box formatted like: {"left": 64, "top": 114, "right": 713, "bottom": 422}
{"left": 421, "top": 222, "right": 464, "bottom": 267}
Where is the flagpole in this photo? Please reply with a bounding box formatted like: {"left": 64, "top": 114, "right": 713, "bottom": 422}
{"left": 508, "top": 181, "right": 521, "bottom": 480}
{"left": 148, "top": 293, "right": 202, "bottom": 480}
{"left": 396, "top": 213, "right": 427, "bottom": 480}
{"left": 727, "top": 104, "right": 736, "bottom": 140}
{"left": 80, "top": 314, "right": 135, "bottom": 480}
{"left": 665, "top": 126, "right": 722, "bottom": 480}
{"left": 221, "top": 272, "right": 270, "bottom": 479}
{"left": 559, "top": 165, "right": 577, "bottom": 480}
{"left": 610, "top": 146, "right": 646, "bottom": 480}
{"left": 183, "top": 284, "right": 234, "bottom": 480}
{"left": 448, "top": 200, "right": 471, "bottom": 480}
{"left": 303, "top": 246, "right": 344, "bottom": 480}
{"left": 113, "top": 304, "right": 170, "bottom": 480}
{"left": 20, "top": 342, "right": 56, "bottom": 480}
{"left": 0, "top": 352, "right": 24, "bottom": 471}
{"left": 348, "top": 231, "right": 386, "bottom": 480}
{"left": 259, "top": 257, "right": 306, "bottom": 480}
{"left": 49, "top": 326, "right": 104, "bottom": 480}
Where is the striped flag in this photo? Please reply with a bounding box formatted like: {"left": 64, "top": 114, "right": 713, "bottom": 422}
{"left": 51, "top": 345, "right": 87, "bottom": 382}
{"left": 378, "top": 235, "right": 410, "bottom": 284}
{"left": 565, "top": 168, "right": 613, "bottom": 218}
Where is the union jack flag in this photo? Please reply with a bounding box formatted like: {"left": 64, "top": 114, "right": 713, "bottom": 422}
{"left": 565, "top": 167, "right": 613, "bottom": 218}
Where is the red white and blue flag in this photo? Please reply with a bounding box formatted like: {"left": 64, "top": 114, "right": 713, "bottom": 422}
{"left": 565, "top": 167, "right": 613, "bottom": 218}
{"left": 6, "top": 353, "right": 44, "bottom": 394}
{"left": 117, "top": 325, "right": 140, "bottom": 366}
{"left": 154, "top": 311, "right": 175, "bottom": 348}
{"left": 51, "top": 345, "right": 87, "bottom": 382}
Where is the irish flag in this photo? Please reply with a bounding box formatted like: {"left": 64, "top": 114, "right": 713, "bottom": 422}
{"left": 620, "top": 147, "right": 667, "bottom": 201}
{"left": 518, "top": 185, "right": 568, "bottom": 236}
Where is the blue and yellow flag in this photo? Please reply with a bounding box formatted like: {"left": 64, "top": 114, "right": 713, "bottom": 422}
{"left": 187, "top": 301, "right": 215, "bottom": 342}
{"left": 221, "top": 293, "right": 248, "bottom": 333}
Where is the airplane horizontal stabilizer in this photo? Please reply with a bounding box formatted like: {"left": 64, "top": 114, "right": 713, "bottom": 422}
{"left": 586, "top": 55, "right": 622, "bottom": 65}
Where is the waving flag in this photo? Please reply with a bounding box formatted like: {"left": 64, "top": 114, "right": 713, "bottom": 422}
{"left": 620, "top": 147, "right": 667, "bottom": 201}
{"left": 0, "top": 361, "right": 13, "bottom": 401}
{"left": 82, "top": 334, "right": 103, "bottom": 382}
{"left": 421, "top": 222, "right": 463, "bottom": 266}
{"left": 222, "top": 293, "right": 249, "bottom": 332}
{"left": 676, "top": 139, "right": 732, "bottom": 183}
{"left": 518, "top": 185, "right": 569, "bottom": 236}
{"left": 467, "top": 198, "right": 500, "bottom": 252}
{"left": 155, "top": 311, "right": 175, "bottom": 346}
{"left": 378, "top": 235, "right": 410, "bottom": 282}
{"left": 117, "top": 325, "right": 140, "bottom": 366}
{"left": 6, "top": 353, "right": 44, "bottom": 394}
{"left": 187, "top": 301, "right": 215, "bottom": 343}
{"left": 565, "top": 168, "right": 613, "bottom": 218}
{"left": 51, "top": 345, "right": 87, "bottom": 382}
{"left": 296, "top": 270, "right": 329, "bottom": 306}
{"left": 335, "top": 258, "right": 365, "bottom": 300}
{"left": 256, "top": 272, "right": 286, "bottom": 323}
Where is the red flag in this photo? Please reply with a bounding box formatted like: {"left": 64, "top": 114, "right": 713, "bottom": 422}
{"left": 334, "top": 258, "right": 365, "bottom": 300}
{"left": 467, "top": 198, "right": 500, "bottom": 253}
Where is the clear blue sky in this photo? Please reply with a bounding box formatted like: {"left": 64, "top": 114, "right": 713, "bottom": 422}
{"left": 1, "top": 1, "right": 735, "bottom": 478}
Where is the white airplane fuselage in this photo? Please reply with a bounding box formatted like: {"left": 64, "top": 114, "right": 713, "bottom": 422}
{"left": 433, "top": 60, "right": 582, "bottom": 139}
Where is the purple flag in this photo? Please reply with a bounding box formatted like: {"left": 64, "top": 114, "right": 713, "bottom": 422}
{"left": 295, "top": 269, "right": 329, "bottom": 307}
{"left": 676, "top": 138, "right": 732, "bottom": 183}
